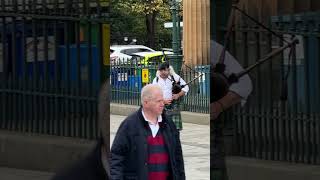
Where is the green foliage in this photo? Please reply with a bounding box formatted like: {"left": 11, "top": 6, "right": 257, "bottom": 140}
{"left": 110, "top": 0, "right": 173, "bottom": 49}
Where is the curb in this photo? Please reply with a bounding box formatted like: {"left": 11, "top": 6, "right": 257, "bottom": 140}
{"left": 0, "top": 130, "right": 95, "bottom": 172}
{"left": 111, "top": 103, "right": 210, "bottom": 125}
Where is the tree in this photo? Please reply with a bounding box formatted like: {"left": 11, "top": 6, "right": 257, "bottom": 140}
{"left": 111, "top": 0, "right": 171, "bottom": 49}
{"left": 130, "top": 0, "right": 170, "bottom": 48}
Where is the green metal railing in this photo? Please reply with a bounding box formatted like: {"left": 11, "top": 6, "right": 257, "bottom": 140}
{"left": 221, "top": 12, "right": 320, "bottom": 165}
{"left": 0, "top": 0, "right": 109, "bottom": 139}
{"left": 111, "top": 58, "right": 210, "bottom": 114}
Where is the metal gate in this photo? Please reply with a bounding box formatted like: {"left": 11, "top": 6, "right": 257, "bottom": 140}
{"left": 0, "top": 0, "right": 110, "bottom": 139}
{"left": 221, "top": 12, "right": 320, "bottom": 165}
{"left": 111, "top": 58, "right": 210, "bottom": 114}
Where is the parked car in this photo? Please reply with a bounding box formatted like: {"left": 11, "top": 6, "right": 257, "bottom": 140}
{"left": 110, "top": 45, "right": 155, "bottom": 64}
{"left": 130, "top": 51, "right": 174, "bottom": 66}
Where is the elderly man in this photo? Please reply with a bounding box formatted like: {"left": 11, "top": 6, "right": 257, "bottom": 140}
{"left": 152, "top": 62, "right": 189, "bottom": 130}
{"left": 52, "top": 81, "right": 110, "bottom": 180}
{"left": 110, "top": 84, "right": 185, "bottom": 180}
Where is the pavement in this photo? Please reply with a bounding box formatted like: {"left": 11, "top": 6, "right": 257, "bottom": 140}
{"left": 0, "top": 114, "right": 210, "bottom": 180}
{"left": 110, "top": 115, "right": 210, "bottom": 180}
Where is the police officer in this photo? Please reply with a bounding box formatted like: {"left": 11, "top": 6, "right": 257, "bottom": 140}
{"left": 152, "top": 62, "right": 189, "bottom": 130}
{"left": 211, "top": 40, "right": 252, "bottom": 180}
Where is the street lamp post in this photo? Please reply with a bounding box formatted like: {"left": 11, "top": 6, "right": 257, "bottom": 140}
{"left": 176, "top": 0, "right": 182, "bottom": 55}
{"left": 171, "top": 0, "right": 178, "bottom": 55}
{"left": 170, "top": 0, "right": 182, "bottom": 70}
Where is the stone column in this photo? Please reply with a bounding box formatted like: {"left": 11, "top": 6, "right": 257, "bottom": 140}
{"left": 183, "top": 0, "right": 210, "bottom": 65}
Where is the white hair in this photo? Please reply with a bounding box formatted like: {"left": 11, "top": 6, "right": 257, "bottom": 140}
{"left": 141, "top": 84, "right": 163, "bottom": 103}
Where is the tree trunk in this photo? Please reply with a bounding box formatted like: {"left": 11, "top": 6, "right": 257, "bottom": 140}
{"left": 146, "top": 12, "right": 157, "bottom": 48}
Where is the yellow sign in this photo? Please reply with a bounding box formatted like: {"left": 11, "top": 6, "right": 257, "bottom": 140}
{"left": 102, "top": 24, "right": 110, "bottom": 66}
{"left": 142, "top": 69, "right": 149, "bottom": 83}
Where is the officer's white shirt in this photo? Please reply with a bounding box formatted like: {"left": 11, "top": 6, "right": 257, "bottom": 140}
{"left": 211, "top": 40, "right": 253, "bottom": 105}
{"left": 152, "top": 73, "right": 189, "bottom": 100}
{"left": 142, "top": 109, "right": 162, "bottom": 137}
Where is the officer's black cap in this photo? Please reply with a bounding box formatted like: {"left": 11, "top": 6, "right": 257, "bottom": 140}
{"left": 158, "top": 62, "right": 169, "bottom": 70}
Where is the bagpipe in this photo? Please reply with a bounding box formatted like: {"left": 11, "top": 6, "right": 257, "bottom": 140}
{"left": 171, "top": 73, "right": 204, "bottom": 94}
{"left": 211, "top": 39, "right": 298, "bottom": 103}
{"left": 211, "top": 3, "right": 299, "bottom": 103}
{"left": 160, "top": 49, "right": 205, "bottom": 94}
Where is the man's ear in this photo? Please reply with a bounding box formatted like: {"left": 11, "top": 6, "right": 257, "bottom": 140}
{"left": 142, "top": 100, "right": 147, "bottom": 106}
